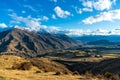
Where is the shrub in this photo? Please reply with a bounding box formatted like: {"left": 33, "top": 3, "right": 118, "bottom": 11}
{"left": 112, "top": 74, "right": 120, "bottom": 80}
{"left": 72, "top": 71, "right": 79, "bottom": 75}
{"left": 35, "top": 70, "right": 42, "bottom": 73}
{"left": 104, "top": 72, "right": 113, "bottom": 78}
{"left": 103, "top": 72, "right": 120, "bottom": 80}
{"left": 12, "top": 62, "right": 32, "bottom": 70}
{"left": 54, "top": 71, "right": 63, "bottom": 75}
{"left": 63, "top": 71, "right": 69, "bottom": 75}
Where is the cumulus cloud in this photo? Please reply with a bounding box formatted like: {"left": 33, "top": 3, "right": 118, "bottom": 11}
{"left": 77, "top": 0, "right": 116, "bottom": 13}
{"left": 9, "top": 13, "right": 43, "bottom": 31}
{"left": 0, "top": 23, "right": 8, "bottom": 28}
{"left": 82, "top": 0, "right": 93, "bottom": 8}
{"left": 93, "top": 0, "right": 115, "bottom": 11}
{"left": 9, "top": 13, "right": 60, "bottom": 33}
{"left": 54, "top": 6, "right": 71, "bottom": 18}
{"left": 82, "top": 9, "right": 120, "bottom": 24}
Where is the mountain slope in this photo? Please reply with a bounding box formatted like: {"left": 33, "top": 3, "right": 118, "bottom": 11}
{"left": 55, "top": 58, "right": 120, "bottom": 75}
{"left": 0, "top": 28, "right": 78, "bottom": 57}
{"left": 91, "top": 58, "right": 120, "bottom": 75}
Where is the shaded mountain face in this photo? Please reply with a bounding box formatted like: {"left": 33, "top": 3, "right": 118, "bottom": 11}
{"left": 91, "top": 58, "right": 120, "bottom": 75}
{"left": 55, "top": 58, "right": 120, "bottom": 75}
{"left": 0, "top": 28, "right": 78, "bottom": 57}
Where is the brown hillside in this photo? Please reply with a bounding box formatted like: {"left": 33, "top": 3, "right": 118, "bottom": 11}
{"left": 0, "top": 28, "right": 78, "bottom": 57}
{"left": 0, "top": 55, "right": 71, "bottom": 74}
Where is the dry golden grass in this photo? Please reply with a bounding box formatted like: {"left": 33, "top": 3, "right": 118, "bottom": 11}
{"left": 30, "top": 58, "right": 71, "bottom": 73}
{"left": 0, "top": 55, "right": 108, "bottom": 80}
{"left": 0, "top": 55, "right": 29, "bottom": 69}
{"left": 0, "top": 69, "right": 82, "bottom": 80}
{"left": 0, "top": 69, "right": 108, "bottom": 80}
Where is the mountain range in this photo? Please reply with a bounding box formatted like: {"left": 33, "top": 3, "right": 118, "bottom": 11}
{"left": 72, "top": 35, "right": 120, "bottom": 43}
{"left": 0, "top": 28, "right": 78, "bottom": 57}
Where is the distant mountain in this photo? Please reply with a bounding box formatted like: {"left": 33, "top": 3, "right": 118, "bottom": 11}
{"left": 87, "top": 39, "right": 117, "bottom": 46}
{"left": 0, "top": 28, "right": 78, "bottom": 57}
{"left": 72, "top": 35, "right": 120, "bottom": 43}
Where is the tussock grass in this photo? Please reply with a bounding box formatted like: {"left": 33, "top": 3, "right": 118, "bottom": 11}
{"left": 0, "top": 55, "right": 119, "bottom": 80}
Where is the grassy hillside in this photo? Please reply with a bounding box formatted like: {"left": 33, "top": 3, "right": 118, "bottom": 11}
{"left": 0, "top": 55, "right": 112, "bottom": 80}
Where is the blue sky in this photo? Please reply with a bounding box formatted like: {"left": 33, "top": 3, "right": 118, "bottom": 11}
{"left": 0, "top": 0, "right": 120, "bottom": 36}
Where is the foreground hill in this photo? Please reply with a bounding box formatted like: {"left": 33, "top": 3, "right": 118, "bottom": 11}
{"left": 0, "top": 28, "right": 78, "bottom": 57}
{"left": 0, "top": 55, "right": 74, "bottom": 80}
{"left": 0, "top": 55, "right": 71, "bottom": 73}
{"left": 0, "top": 55, "right": 109, "bottom": 80}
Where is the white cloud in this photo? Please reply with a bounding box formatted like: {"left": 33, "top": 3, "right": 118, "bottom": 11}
{"left": 75, "top": 0, "right": 93, "bottom": 13}
{"left": 78, "top": 9, "right": 82, "bottom": 14}
{"left": 110, "top": 29, "right": 120, "bottom": 35}
{"left": 9, "top": 13, "right": 43, "bottom": 31}
{"left": 82, "top": 9, "right": 120, "bottom": 24}
{"left": 82, "top": 0, "right": 93, "bottom": 8}
{"left": 61, "top": 28, "right": 120, "bottom": 36}
{"left": 65, "top": 29, "right": 83, "bottom": 36}
{"left": 0, "top": 23, "right": 8, "bottom": 28}
{"left": 9, "top": 13, "right": 60, "bottom": 33}
{"left": 78, "top": 0, "right": 116, "bottom": 13}
{"left": 61, "top": 28, "right": 118, "bottom": 36}
{"left": 91, "top": 29, "right": 109, "bottom": 35}
{"left": 23, "top": 5, "right": 37, "bottom": 12}
{"left": 52, "top": 14, "right": 57, "bottom": 19}
{"left": 42, "top": 16, "right": 49, "bottom": 21}
{"left": 75, "top": 7, "right": 82, "bottom": 14}
{"left": 82, "top": 8, "right": 93, "bottom": 12}
{"left": 93, "top": 0, "right": 113, "bottom": 11}
{"left": 54, "top": 6, "right": 71, "bottom": 18}
{"left": 47, "top": 26, "right": 60, "bottom": 33}
{"left": 92, "top": 29, "right": 120, "bottom": 35}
